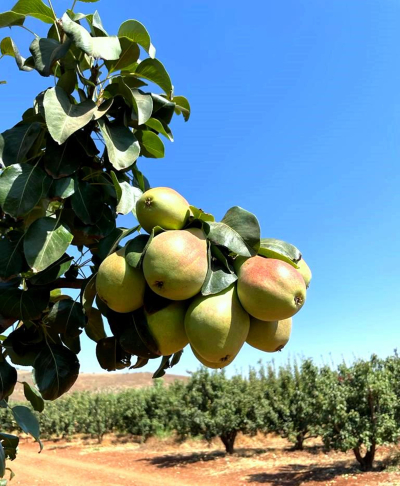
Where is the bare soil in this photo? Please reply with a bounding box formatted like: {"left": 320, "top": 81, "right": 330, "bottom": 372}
{"left": 8, "top": 434, "right": 400, "bottom": 486}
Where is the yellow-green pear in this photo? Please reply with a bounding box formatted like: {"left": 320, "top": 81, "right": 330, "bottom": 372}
{"left": 145, "top": 301, "right": 189, "bottom": 356}
{"left": 143, "top": 228, "right": 208, "bottom": 300}
{"left": 96, "top": 248, "right": 145, "bottom": 313}
{"left": 136, "top": 187, "right": 190, "bottom": 234}
{"left": 237, "top": 256, "right": 306, "bottom": 321}
{"left": 185, "top": 285, "right": 250, "bottom": 366}
{"left": 296, "top": 258, "right": 312, "bottom": 288}
{"left": 191, "top": 346, "right": 234, "bottom": 369}
{"left": 246, "top": 317, "right": 292, "bottom": 352}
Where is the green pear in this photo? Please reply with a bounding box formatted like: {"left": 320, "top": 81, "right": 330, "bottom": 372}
{"left": 145, "top": 301, "right": 189, "bottom": 356}
{"left": 297, "top": 258, "right": 312, "bottom": 288}
{"left": 246, "top": 317, "right": 292, "bottom": 352}
{"left": 185, "top": 285, "right": 250, "bottom": 365}
{"left": 96, "top": 248, "right": 145, "bottom": 313}
{"left": 237, "top": 256, "right": 306, "bottom": 321}
{"left": 136, "top": 187, "right": 190, "bottom": 234}
{"left": 143, "top": 228, "right": 208, "bottom": 300}
{"left": 191, "top": 346, "right": 234, "bottom": 369}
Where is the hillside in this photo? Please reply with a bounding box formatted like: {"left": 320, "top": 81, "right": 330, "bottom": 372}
{"left": 11, "top": 370, "right": 189, "bottom": 402}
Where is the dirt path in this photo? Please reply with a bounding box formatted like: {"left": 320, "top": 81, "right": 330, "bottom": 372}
{"left": 7, "top": 435, "right": 400, "bottom": 486}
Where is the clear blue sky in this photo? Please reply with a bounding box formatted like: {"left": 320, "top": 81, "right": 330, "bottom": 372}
{"left": 1, "top": 0, "right": 400, "bottom": 376}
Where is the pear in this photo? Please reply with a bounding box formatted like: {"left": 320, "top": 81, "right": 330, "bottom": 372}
{"left": 297, "top": 258, "right": 312, "bottom": 288}
{"left": 96, "top": 248, "right": 145, "bottom": 313}
{"left": 185, "top": 285, "right": 250, "bottom": 365}
{"left": 136, "top": 187, "right": 190, "bottom": 234}
{"left": 246, "top": 317, "right": 292, "bottom": 352}
{"left": 145, "top": 301, "right": 189, "bottom": 356}
{"left": 191, "top": 346, "right": 234, "bottom": 369}
{"left": 143, "top": 228, "right": 208, "bottom": 300}
{"left": 237, "top": 256, "right": 306, "bottom": 321}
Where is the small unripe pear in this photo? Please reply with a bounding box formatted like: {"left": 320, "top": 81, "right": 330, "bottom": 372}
{"left": 136, "top": 187, "right": 190, "bottom": 234}
{"left": 96, "top": 248, "right": 145, "bottom": 313}
{"left": 246, "top": 317, "right": 292, "bottom": 352}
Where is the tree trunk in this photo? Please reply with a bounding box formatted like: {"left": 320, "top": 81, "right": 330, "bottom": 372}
{"left": 353, "top": 444, "right": 376, "bottom": 471}
{"left": 220, "top": 431, "right": 237, "bottom": 454}
{"left": 293, "top": 432, "right": 304, "bottom": 451}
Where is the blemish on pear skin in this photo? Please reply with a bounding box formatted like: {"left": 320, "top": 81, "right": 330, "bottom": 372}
{"left": 155, "top": 281, "right": 164, "bottom": 289}
{"left": 275, "top": 344, "right": 286, "bottom": 352}
{"left": 220, "top": 355, "right": 230, "bottom": 362}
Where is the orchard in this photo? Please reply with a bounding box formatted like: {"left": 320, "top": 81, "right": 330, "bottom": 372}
{"left": 0, "top": 0, "right": 312, "bottom": 481}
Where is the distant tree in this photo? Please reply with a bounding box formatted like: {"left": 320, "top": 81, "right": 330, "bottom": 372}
{"left": 320, "top": 355, "right": 400, "bottom": 471}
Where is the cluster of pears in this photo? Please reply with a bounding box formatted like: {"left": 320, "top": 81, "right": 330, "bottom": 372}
{"left": 95, "top": 187, "right": 311, "bottom": 369}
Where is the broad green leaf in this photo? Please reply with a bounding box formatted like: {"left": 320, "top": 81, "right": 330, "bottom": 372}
{"left": 203, "top": 222, "right": 256, "bottom": 258}
{"left": 0, "top": 434, "right": 19, "bottom": 462}
{"left": 132, "top": 165, "right": 150, "bottom": 192}
{"left": 0, "top": 164, "right": 49, "bottom": 218}
{"left": 29, "top": 254, "right": 73, "bottom": 286}
{"left": 56, "top": 69, "right": 77, "bottom": 95}
{"left": 81, "top": 273, "right": 96, "bottom": 314}
{"left": 170, "top": 349, "right": 183, "bottom": 368}
{"left": 95, "top": 225, "right": 139, "bottom": 261}
{"left": 173, "top": 96, "right": 191, "bottom": 121}
{"left": 43, "top": 87, "right": 97, "bottom": 144}
{"left": 77, "top": 0, "right": 100, "bottom": 3}
{"left": 150, "top": 93, "right": 175, "bottom": 124}
{"left": 118, "top": 79, "right": 153, "bottom": 125}
{"left": 29, "top": 37, "right": 72, "bottom": 77}
{"left": 105, "top": 37, "right": 139, "bottom": 74}
{"left": 71, "top": 179, "right": 103, "bottom": 224}
{"left": 98, "top": 118, "right": 140, "bottom": 170}
{"left": 201, "top": 247, "right": 237, "bottom": 296}
{"left": 0, "top": 37, "right": 32, "bottom": 71}
{"left": 0, "top": 287, "right": 49, "bottom": 320}
{"left": 96, "top": 336, "right": 131, "bottom": 371}
{"left": 258, "top": 238, "right": 302, "bottom": 265}
{"left": 24, "top": 217, "right": 73, "bottom": 273}
{"left": 85, "top": 308, "right": 106, "bottom": 343}
{"left": 0, "top": 122, "right": 42, "bottom": 167}
{"left": 0, "top": 360, "right": 17, "bottom": 400}
{"left": 0, "top": 238, "right": 24, "bottom": 279}
{"left": 44, "top": 135, "right": 87, "bottom": 179}
{"left": 61, "top": 13, "right": 121, "bottom": 60}
{"left": 49, "top": 177, "right": 75, "bottom": 199}
{"left": 125, "top": 234, "right": 149, "bottom": 268}
{"left": 45, "top": 299, "right": 86, "bottom": 337}
{"left": 134, "top": 59, "right": 172, "bottom": 94}
{"left": 11, "top": 0, "right": 53, "bottom": 24}
{"left": 33, "top": 345, "right": 80, "bottom": 400}
{"left": 110, "top": 171, "right": 141, "bottom": 215}
{"left": 145, "top": 118, "right": 173, "bottom": 141}
{"left": 22, "top": 381, "right": 44, "bottom": 413}
{"left": 118, "top": 19, "right": 155, "bottom": 58}
{"left": 0, "top": 11, "right": 25, "bottom": 29}
{"left": 118, "top": 310, "right": 160, "bottom": 359}
{"left": 92, "top": 98, "right": 113, "bottom": 120}
{"left": 189, "top": 205, "right": 215, "bottom": 222}
{"left": 153, "top": 355, "right": 171, "bottom": 379}
{"left": 221, "top": 206, "right": 260, "bottom": 253}
{"left": 135, "top": 130, "right": 164, "bottom": 158}
{"left": 11, "top": 405, "right": 42, "bottom": 451}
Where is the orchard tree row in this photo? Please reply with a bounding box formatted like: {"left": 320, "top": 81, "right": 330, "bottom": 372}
{"left": 2, "top": 354, "right": 400, "bottom": 472}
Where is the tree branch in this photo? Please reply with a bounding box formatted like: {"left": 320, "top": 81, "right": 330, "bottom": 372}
{"left": 48, "top": 278, "right": 87, "bottom": 290}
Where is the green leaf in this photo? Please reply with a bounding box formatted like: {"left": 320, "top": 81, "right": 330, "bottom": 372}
{"left": 72, "top": 206, "right": 116, "bottom": 244}
{"left": 118, "top": 79, "right": 153, "bottom": 125}
{"left": 43, "top": 87, "right": 97, "bottom": 145}
{"left": 71, "top": 179, "right": 103, "bottom": 224}
{"left": 24, "top": 217, "right": 73, "bottom": 273}
{"left": 29, "top": 37, "right": 72, "bottom": 77}
{"left": 203, "top": 222, "right": 256, "bottom": 258}
{"left": 118, "top": 20, "right": 155, "bottom": 58}
{"left": 0, "top": 163, "right": 50, "bottom": 218}
{"left": 134, "top": 59, "right": 172, "bottom": 94}
{"left": 144, "top": 118, "right": 173, "bottom": 141}
{"left": 150, "top": 93, "right": 175, "bottom": 124}
{"left": 124, "top": 234, "right": 149, "bottom": 268}
{"left": 45, "top": 299, "right": 85, "bottom": 337}
{"left": 81, "top": 273, "right": 96, "bottom": 314}
{"left": 0, "top": 11, "right": 25, "bottom": 29}
{"left": 61, "top": 13, "right": 121, "bottom": 60}
{"left": 77, "top": 0, "right": 100, "bottom": 2}
{"left": 135, "top": 130, "right": 164, "bottom": 158}
{"left": 29, "top": 254, "right": 73, "bottom": 286}
{"left": 0, "top": 37, "right": 33, "bottom": 71}
{"left": 85, "top": 308, "right": 106, "bottom": 343}
{"left": 189, "top": 205, "right": 215, "bottom": 223}
{"left": 258, "top": 238, "right": 302, "bottom": 265}
{"left": 95, "top": 225, "right": 139, "bottom": 261}
{"left": 11, "top": 405, "right": 42, "bottom": 451}
{"left": 49, "top": 177, "right": 75, "bottom": 199}
{"left": 118, "top": 310, "right": 160, "bottom": 359}
{"left": 0, "top": 287, "right": 49, "bottom": 320}
{"left": 0, "top": 238, "right": 24, "bottom": 280}
{"left": 22, "top": 381, "right": 44, "bottom": 413}
{"left": 11, "top": 0, "right": 54, "bottom": 24}
{"left": 153, "top": 355, "right": 171, "bottom": 379}
{"left": 92, "top": 98, "right": 113, "bottom": 120}
{"left": 110, "top": 171, "right": 141, "bottom": 215}
{"left": 33, "top": 345, "right": 80, "bottom": 400}
{"left": 44, "top": 135, "right": 88, "bottom": 179}
{"left": 0, "top": 122, "right": 42, "bottom": 167}
{"left": 56, "top": 69, "right": 77, "bottom": 95}
{"left": 201, "top": 246, "right": 237, "bottom": 296}
{"left": 96, "top": 336, "right": 131, "bottom": 371}
{"left": 105, "top": 37, "right": 139, "bottom": 74}
{"left": 0, "top": 433, "right": 19, "bottom": 462}
{"left": 221, "top": 206, "right": 260, "bottom": 253}
{"left": 173, "top": 96, "right": 191, "bottom": 121}
{"left": 0, "top": 360, "right": 17, "bottom": 401}
{"left": 98, "top": 118, "right": 140, "bottom": 170}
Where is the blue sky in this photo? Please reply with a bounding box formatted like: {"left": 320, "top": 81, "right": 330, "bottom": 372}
{"left": 1, "top": 0, "right": 400, "bottom": 376}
